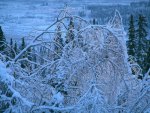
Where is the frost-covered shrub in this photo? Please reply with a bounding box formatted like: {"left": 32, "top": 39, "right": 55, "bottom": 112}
{"left": 0, "top": 9, "right": 149, "bottom": 113}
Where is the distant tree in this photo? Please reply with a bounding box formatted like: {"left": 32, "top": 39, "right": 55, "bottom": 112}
{"left": 21, "top": 37, "right": 26, "bottom": 50}
{"left": 10, "top": 38, "right": 14, "bottom": 58}
{"left": 136, "top": 14, "right": 148, "bottom": 73}
{"left": 27, "top": 47, "right": 32, "bottom": 71}
{"left": 20, "top": 37, "right": 26, "bottom": 68}
{"left": 65, "top": 18, "right": 75, "bottom": 45}
{"left": 93, "top": 18, "right": 96, "bottom": 25}
{"left": 54, "top": 24, "right": 63, "bottom": 60}
{"left": 14, "top": 41, "right": 18, "bottom": 54}
{"left": 10, "top": 38, "right": 13, "bottom": 47}
{"left": 0, "top": 26, "right": 6, "bottom": 52}
{"left": 31, "top": 47, "right": 37, "bottom": 69}
{"left": 127, "top": 15, "right": 136, "bottom": 57}
{"left": 27, "top": 47, "right": 32, "bottom": 61}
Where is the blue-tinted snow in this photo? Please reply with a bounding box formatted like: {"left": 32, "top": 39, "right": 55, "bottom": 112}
{"left": 0, "top": 0, "right": 148, "bottom": 40}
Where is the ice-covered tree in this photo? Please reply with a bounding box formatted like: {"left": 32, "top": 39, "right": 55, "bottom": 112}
{"left": 65, "top": 18, "right": 75, "bottom": 45}
{"left": 53, "top": 23, "right": 64, "bottom": 60}
{"left": 0, "top": 8, "right": 150, "bottom": 113}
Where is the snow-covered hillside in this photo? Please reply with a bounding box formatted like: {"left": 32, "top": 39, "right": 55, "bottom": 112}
{"left": 0, "top": 0, "right": 149, "bottom": 40}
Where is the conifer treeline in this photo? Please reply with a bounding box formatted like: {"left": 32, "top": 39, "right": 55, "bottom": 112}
{"left": 0, "top": 27, "right": 31, "bottom": 63}
{"left": 127, "top": 14, "right": 150, "bottom": 74}
{"left": 0, "top": 14, "right": 149, "bottom": 75}
{"left": 0, "top": 26, "right": 6, "bottom": 52}
{"left": 0, "top": 18, "right": 76, "bottom": 64}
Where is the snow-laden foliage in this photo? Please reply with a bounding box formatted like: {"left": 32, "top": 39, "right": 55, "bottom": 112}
{"left": 0, "top": 8, "right": 150, "bottom": 113}
{"left": 0, "top": 60, "right": 33, "bottom": 113}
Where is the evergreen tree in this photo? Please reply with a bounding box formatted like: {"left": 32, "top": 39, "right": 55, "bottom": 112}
{"left": 145, "top": 40, "right": 150, "bottom": 72}
{"left": 10, "top": 38, "right": 13, "bottom": 47}
{"left": 27, "top": 47, "right": 32, "bottom": 71}
{"left": 65, "top": 18, "right": 75, "bottom": 44}
{"left": 127, "top": 15, "right": 136, "bottom": 57}
{"left": 54, "top": 24, "right": 63, "bottom": 60}
{"left": 0, "top": 26, "right": 6, "bottom": 52}
{"left": 32, "top": 48, "right": 37, "bottom": 69}
{"left": 27, "top": 47, "right": 32, "bottom": 61}
{"left": 14, "top": 41, "right": 18, "bottom": 54}
{"left": 21, "top": 37, "right": 26, "bottom": 50}
{"left": 20, "top": 37, "right": 26, "bottom": 68}
{"left": 93, "top": 18, "right": 96, "bottom": 25}
{"left": 10, "top": 38, "right": 14, "bottom": 58}
{"left": 136, "top": 14, "right": 148, "bottom": 73}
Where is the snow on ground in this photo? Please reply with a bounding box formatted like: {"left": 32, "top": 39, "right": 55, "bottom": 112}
{"left": 0, "top": 0, "right": 83, "bottom": 40}
{"left": 0, "top": 60, "right": 13, "bottom": 83}
{"left": 0, "top": 0, "right": 145, "bottom": 40}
